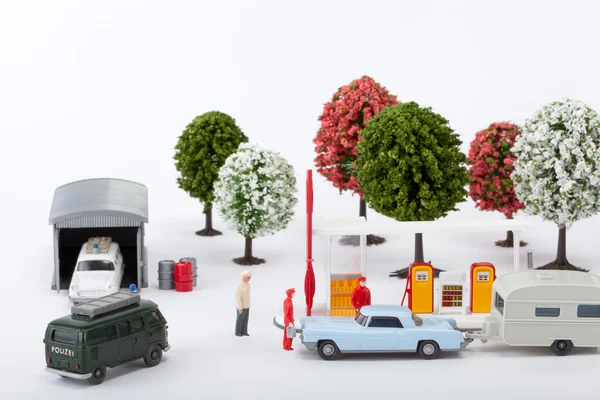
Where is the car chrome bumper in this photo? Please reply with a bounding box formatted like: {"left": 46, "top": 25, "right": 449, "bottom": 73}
{"left": 45, "top": 367, "right": 91, "bottom": 379}
{"left": 163, "top": 344, "right": 171, "bottom": 352}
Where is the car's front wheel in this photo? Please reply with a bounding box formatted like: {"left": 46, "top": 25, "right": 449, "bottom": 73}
{"left": 417, "top": 340, "right": 440, "bottom": 360}
{"left": 144, "top": 345, "right": 163, "bottom": 367}
{"left": 317, "top": 340, "right": 340, "bottom": 361}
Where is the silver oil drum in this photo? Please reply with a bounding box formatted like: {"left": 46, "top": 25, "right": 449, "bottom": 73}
{"left": 157, "top": 260, "right": 175, "bottom": 290}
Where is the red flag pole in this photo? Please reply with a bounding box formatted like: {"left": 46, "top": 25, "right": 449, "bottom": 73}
{"left": 305, "top": 169, "right": 315, "bottom": 316}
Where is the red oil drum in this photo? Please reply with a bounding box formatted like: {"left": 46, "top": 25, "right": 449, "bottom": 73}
{"left": 174, "top": 261, "right": 193, "bottom": 292}
{"left": 175, "top": 281, "right": 193, "bottom": 292}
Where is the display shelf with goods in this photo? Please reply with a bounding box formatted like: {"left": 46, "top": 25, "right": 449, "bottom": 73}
{"left": 441, "top": 286, "right": 463, "bottom": 309}
{"left": 438, "top": 271, "right": 467, "bottom": 314}
{"left": 330, "top": 273, "right": 362, "bottom": 316}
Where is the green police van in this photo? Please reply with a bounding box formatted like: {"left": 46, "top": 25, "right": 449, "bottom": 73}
{"left": 44, "top": 292, "right": 170, "bottom": 385}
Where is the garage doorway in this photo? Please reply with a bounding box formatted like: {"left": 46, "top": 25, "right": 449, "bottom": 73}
{"left": 57, "top": 227, "right": 139, "bottom": 290}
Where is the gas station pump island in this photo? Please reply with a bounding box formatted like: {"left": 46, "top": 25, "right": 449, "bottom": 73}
{"left": 400, "top": 262, "right": 497, "bottom": 317}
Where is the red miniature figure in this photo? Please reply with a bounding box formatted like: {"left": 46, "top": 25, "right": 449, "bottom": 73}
{"left": 351, "top": 276, "right": 371, "bottom": 313}
{"left": 283, "top": 288, "right": 295, "bottom": 351}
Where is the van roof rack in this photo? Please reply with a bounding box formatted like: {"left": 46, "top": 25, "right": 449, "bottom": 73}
{"left": 86, "top": 237, "right": 112, "bottom": 254}
{"left": 71, "top": 292, "right": 141, "bottom": 318}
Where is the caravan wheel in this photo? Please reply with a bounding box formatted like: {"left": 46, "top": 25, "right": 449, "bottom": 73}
{"left": 551, "top": 340, "right": 573, "bottom": 356}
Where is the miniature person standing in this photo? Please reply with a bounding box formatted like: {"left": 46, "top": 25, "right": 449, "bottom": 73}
{"left": 283, "top": 288, "right": 295, "bottom": 351}
{"left": 351, "top": 276, "right": 371, "bottom": 313}
{"left": 235, "top": 270, "right": 252, "bottom": 337}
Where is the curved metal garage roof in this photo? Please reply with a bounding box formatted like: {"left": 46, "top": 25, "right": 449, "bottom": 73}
{"left": 49, "top": 178, "right": 149, "bottom": 225}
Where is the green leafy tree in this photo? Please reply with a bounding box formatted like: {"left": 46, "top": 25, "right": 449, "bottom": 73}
{"left": 174, "top": 111, "right": 248, "bottom": 236}
{"left": 356, "top": 101, "right": 469, "bottom": 279}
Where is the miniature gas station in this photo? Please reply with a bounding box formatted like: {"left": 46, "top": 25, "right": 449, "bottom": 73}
{"left": 273, "top": 170, "right": 534, "bottom": 331}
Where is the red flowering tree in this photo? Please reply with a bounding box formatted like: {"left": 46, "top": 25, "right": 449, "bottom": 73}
{"left": 467, "top": 122, "right": 526, "bottom": 247}
{"left": 313, "top": 75, "right": 398, "bottom": 246}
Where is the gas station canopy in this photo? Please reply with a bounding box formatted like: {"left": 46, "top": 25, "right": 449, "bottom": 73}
{"left": 312, "top": 216, "right": 534, "bottom": 316}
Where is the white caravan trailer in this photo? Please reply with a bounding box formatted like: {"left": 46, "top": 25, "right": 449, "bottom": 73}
{"left": 465, "top": 270, "right": 600, "bottom": 355}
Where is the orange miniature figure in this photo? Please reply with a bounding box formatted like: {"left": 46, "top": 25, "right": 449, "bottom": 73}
{"left": 351, "top": 276, "right": 371, "bottom": 313}
{"left": 283, "top": 288, "right": 295, "bottom": 350}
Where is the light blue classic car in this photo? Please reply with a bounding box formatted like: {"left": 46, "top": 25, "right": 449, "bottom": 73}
{"left": 299, "top": 305, "right": 468, "bottom": 360}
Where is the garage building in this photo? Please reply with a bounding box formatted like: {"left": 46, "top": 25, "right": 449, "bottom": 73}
{"left": 48, "top": 178, "right": 149, "bottom": 293}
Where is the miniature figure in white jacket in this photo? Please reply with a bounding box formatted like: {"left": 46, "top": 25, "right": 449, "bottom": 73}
{"left": 235, "top": 270, "right": 252, "bottom": 336}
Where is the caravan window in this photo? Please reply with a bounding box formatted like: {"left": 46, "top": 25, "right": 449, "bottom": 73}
{"left": 535, "top": 306, "right": 560, "bottom": 317}
{"left": 495, "top": 293, "right": 504, "bottom": 315}
{"left": 577, "top": 304, "right": 600, "bottom": 318}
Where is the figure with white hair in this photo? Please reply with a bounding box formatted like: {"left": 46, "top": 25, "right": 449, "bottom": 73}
{"left": 235, "top": 270, "right": 252, "bottom": 336}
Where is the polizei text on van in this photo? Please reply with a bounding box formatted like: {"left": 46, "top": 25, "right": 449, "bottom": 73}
{"left": 51, "top": 346, "right": 75, "bottom": 357}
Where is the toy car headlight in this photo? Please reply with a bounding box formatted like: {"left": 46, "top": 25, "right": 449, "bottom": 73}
{"left": 70, "top": 285, "right": 77, "bottom": 290}
{"left": 108, "top": 283, "right": 114, "bottom": 289}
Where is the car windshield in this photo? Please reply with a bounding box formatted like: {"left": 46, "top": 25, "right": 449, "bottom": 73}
{"left": 412, "top": 313, "right": 423, "bottom": 326}
{"left": 355, "top": 312, "right": 368, "bottom": 326}
{"left": 77, "top": 260, "right": 115, "bottom": 271}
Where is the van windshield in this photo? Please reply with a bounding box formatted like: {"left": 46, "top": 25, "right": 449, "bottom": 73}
{"left": 52, "top": 329, "right": 78, "bottom": 345}
{"left": 77, "top": 260, "right": 115, "bottom": 271}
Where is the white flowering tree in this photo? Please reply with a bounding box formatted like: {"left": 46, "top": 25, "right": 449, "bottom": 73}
{"left": 214, "top": 143, "right": 298, "bottom": 265}
{"left": 512, "top": 98, "right": 600, "bottom": 271}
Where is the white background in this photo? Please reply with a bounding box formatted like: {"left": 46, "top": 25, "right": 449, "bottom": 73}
{"left": 1, "top": 0, "right": 600, "bottom": 399}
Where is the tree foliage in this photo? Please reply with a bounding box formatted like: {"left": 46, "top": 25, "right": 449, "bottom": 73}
{"left": 174, "top": 111, "right": 248, "bottom": 212}
{"left": 213, "top": 143, "right": 298, "bottom": 238}
{"left": 467, "top": 122, "right": 525, "bottom": 219}
{"left": 314, "top": 75, "right": 398, "bottom": 194}
{"left": 355, "top": 101, "right": 468, "bottom": 221}
{"left": 512, "top": 98, "right": 600, "bottom": 227}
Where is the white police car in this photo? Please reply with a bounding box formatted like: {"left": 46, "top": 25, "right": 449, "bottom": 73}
{"left": 68, "top": 237, "right": 125, "bottom": 303}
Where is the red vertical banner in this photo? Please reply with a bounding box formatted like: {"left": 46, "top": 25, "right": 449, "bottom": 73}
{"left": 305, "top": 169, "right": 315, "bottom": 316}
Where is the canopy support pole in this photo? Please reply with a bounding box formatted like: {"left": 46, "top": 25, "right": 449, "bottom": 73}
{"left": 360, "top": 234, "right": 367, "bottom": 277}
{"left": 512, "top": 230, "right": 521, "bottom": 271}
{"left": 325, "top": 236, "right": 332, "bottom": 314}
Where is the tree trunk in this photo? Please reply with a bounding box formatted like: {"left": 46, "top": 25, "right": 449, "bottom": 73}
{"left": 339, "top": 198, "right": 386, "bottom": 246}
{"left": 414, "top": 232, "right": 424, "bottom": 262}
{"left": 195, "top": 206, "right": 223, "bottom": 237}
{"left": 495, "top": 216, "right": 527, "bottom": 247}
{"left": 244, "top": 236, "right": 252, "bottom": 258}
{"left": 537, "top": 225, "right": 588, "bottom": 272}
{"left": 359, "top": 198, "right": 367, "bottom": 218}
{"left": 389, "top": 233, "right": 445, "bottom": 279}
{"left": 233, "top": 237, "right": 265, "bottom": 265}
